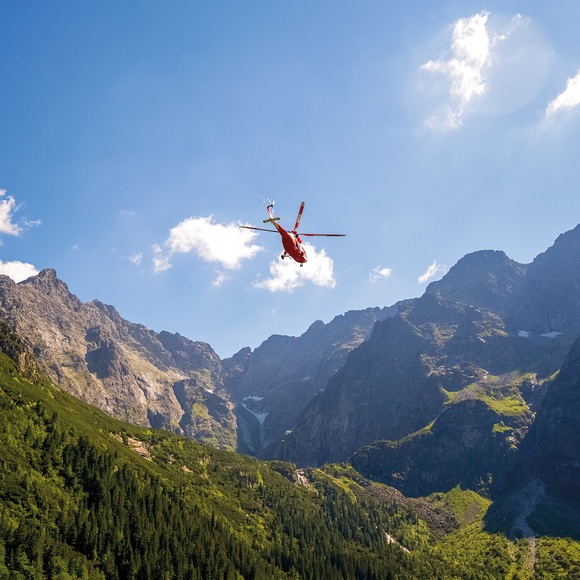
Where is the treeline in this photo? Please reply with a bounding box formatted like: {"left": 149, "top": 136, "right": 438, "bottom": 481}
{"left": 5, "top": 322, "right": 577, "bottom": 579}
{"left": 0, "top": 340, "right": 444, "bottom": 579}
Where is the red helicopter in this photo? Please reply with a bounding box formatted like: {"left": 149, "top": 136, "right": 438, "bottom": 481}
{"left": 241, "top": 201, "right": 345, "bottom": 265}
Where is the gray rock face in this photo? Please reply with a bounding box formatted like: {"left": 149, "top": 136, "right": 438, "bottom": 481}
{"left": 427, "top": 224, "right": 580, "bottom": 335}
{"left": 223, "top": 306, "right": 398, "bottom": 454}
{"left": 426, "top": 250, "right": 527, "bottom": 319}
{"left": 268, "top": 294, "right": 546, "bottom": 466}
{"left": 268, "top": 225, "right": 580, "bottom": 469}
{"left": 0, "top": 269, "right": 236, "bottom": 448}
{"left": 0, "top": 268, "right": 393, "bottom": 455}
{"left": 520, "top": 224, "right": 580, "bottom": 333}
{"left": 523, "top": 334, "right": 580, "bottom": 495}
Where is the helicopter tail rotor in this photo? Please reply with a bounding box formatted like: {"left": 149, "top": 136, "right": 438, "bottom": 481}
{"left": 263, "top": 198, "right": 280, "bottom": 224}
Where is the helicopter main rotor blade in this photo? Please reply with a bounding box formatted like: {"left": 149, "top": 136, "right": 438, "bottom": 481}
{"left": 240, "top": 225, "right": 279, "bottom": 233}
{"left": 298, "top": 233, "right": 346, "bottom": 237}
{"left": 293, "top": 201, "right": 305, "bottom": 232}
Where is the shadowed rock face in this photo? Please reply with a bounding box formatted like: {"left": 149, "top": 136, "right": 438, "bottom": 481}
{"left": 425, "top": 250, "right": 527, "bottom": 319}
{"left": 223, "top": 306, "right": 398, "bottom": 454}
{"left": 523, "top": 335, "right": 580, "bottom": 495}
{"left": 267, "top": 225, "right": 580, "bottom": 472}
{"left": 426, "top": 224, "right": 580, "bottom": 335}
{"left": 352, "top": 398, "right": 529, "bottom": 497}
{"left": 0, "top": 269, "right": 236, "bottom": 448}
{"left": 267, "top": 294, "right": 544, "bottom": 467}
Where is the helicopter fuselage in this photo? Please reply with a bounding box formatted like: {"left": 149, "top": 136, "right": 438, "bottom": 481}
{"left": 264, "top": 210, "right": 307, "bottom": 263}
{"left": 280, "top": 228, "right": 307, "bottom": 263}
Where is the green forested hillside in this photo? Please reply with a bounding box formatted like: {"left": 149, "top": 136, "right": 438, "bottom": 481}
{"left": 0, "top": 332, "right": 443, "bottom": 579}
{"left": 0, "top": 323, "right": 579, "bottom": 579}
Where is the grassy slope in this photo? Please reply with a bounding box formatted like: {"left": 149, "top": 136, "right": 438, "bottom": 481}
{"left": 0, "top": 347, "right": 444, "bottom": 579}
{"left": 0, "top": 323, "right": 578, "bottom": 578}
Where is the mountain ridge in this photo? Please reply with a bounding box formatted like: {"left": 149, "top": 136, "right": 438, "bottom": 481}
{"left": 0, "top": 269, "right": 236, "bottom": 448}
{"left": 0, "top": 268, "right": 392, "bottom": 455}
{"left": 2, "top": 223, "right": 580, "bottom": 506}
{"left": 1, "top": 302, "right": 579, "bottom": 578}
{"left": 266, "top": 223, "right": 580, "bottom": 501}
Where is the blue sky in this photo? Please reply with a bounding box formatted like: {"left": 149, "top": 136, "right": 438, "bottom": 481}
{"left": 2, "top": 1, "right": 580, "bottom": 357}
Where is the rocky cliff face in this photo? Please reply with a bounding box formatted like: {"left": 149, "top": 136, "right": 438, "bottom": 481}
{"left": 0, "top": 269, "right": 236, "bottom": 448}
{"left": 520, "top": 224, "right": 580, "bottom": 333}
{"left": 522, "top": 334, "right": 580, "bottom": 495}
{"left": 268, "top": 225, "right": 580, "bottom": 472}
{"left": 0, "top": 268, "right": 393, "bottom": 455}
{"left": 427, "top": 224, "right": 580, "bottom": 336}
{"left": 425, "top": 250, "right": 527, "bottom": 320}
{"left": 268, "top": 293, "right": 553, "bottom": 467}
{"left": 223, "top": 306, "right": 398, "bottom": 454}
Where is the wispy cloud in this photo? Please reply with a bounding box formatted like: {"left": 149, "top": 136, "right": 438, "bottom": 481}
{"left": 0, "top": 260, "right": 39, "bottom": 282}
{"left": 253, "top": 242, "right": 336, "bottom": 292}
{"left": 422, "top": 11, "right": 491, "bottom": 130}
{"left": 546, "top": 70, "right": 580, "bottom": 118}
{"left": 418, "top": 260, "right": 446, "bottom": 284}
{"left": 153, "top": 215, "right": 262, "bottom": 273}
{"left": 212, "top": 271, "right": 228, "bottom": 287}
{"left": 370, "top": 266, "right": 392, "bottom": 283}
{"left": 128, "top": 252, "right": 143, "bottom": 266}
{"left": 421, "top": 12, "right": 545, "bottom": 130}
{"left": 0, "top": 190, "right": 22, "bottom": 236}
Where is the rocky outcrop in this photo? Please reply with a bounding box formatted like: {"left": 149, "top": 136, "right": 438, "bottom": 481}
{"left": 266, "top": 222, "right": 580, "bottom": 468}
{"left": 519, "top": 224, "right": 580, "bottom": 333}
{"left": 0, "top": 269, "right": 236, "bottom": 448}
{"left": 427, "top": 224, "right": 580, "bottom": 336}
{"left": 425, "top": 250, "right": 527, "bottom": 319}
{"left": 352, "top": 397, "right": 530, "bottom": 497}
{"left": 522, "top": 335, "right": 580, "bottom": 495}
{"left": 224, "top": 306, "right": 397, "bottom": 454}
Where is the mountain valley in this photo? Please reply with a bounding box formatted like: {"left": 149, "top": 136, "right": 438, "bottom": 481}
{"left": 1, "top": 225, "right": 580, "bottom": 577}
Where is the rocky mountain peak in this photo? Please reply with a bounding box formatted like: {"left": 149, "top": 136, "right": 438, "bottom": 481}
{"left": 426, "top": 250, "right": 527, "bottom": 318}
{"left": 24, "top": 267, "right": 61, "bottom": 287}
{"left": 532, "top": 223, "right": 580, "bottom": 266}
{"left": 518, "top": 223, "right": 580, "bottom": 334}
{"left": 0, "top": 268, "right": 236, "bottom": 448}
{"left": 528, "top": 224, "right": 580, "bottom": 282}
{"left": 91, "top": 300, "right": 124, "bottom": 323}
{"left": 20, "top": 268, "right": 77, "bottom": 301}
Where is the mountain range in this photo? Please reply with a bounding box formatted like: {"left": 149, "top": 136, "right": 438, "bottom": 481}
{"left": 1, "top": 224, "right": 580, "bottom": 505}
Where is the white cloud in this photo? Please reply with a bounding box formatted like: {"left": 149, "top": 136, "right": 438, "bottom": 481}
{"left": 370, "top": 266, "right": 392, "bottom": 283}
{"left": 418, "top": 260, "right": 446, "bottom": 284}
{"left": 152, "top": 244, "right": 172, "bottom": 273}
{"left": 546, "top": 70, "right": 580, "bottom": 117}
{"left": 0, "top": 190, "right": 41, "bottom": 237}
{"left": 421, "top": 12, "right": 548, "bottom": 130}
{"left": 154, "top": 216, "right": 262, "bottom": 273}
{"left": 0, "top": 190, "right": 21, "bottom": 236}
{"left": 0, "top": 260, "right": 39, "bottom": 282}
{"left": 422, "top": 11, "right": 491, "bottom": 130}
{"left": 128, "top": 252, "right": 143, "bottom": 266}
{"left": 253, "top": 242, "right": 336, "bottom": 292}
{"left": 212, "top": 271, "right": 228, "bottom": 287}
